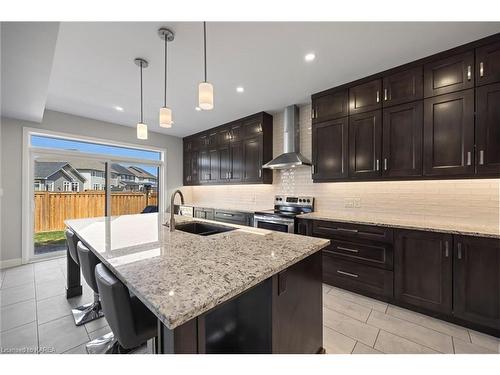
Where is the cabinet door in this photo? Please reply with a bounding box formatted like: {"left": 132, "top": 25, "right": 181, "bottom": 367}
{"left": 349, "top": 79, "right": 382, "bottom": 115}
{"left": 454, "top": 236, "right": 500, "bottom": 331}
{"left": 382, "top": 101, "right": 423, "bottom": 177}
{"left": 218, "top": 127, "right": 232, "bottom": 145}
{"left": 423, "top": 89, "right": 474, "bottom": 176}
{"left": 207, "top": 132, "right": 218, "bottom": 148}
{"left": 312, "top": 118, "right": 348, "bottom": 180}
{"left": 243, "top": 136, "right": 262, "bottom": 182}
{"left": 476, "top": 83, "right": 500, "bottom": 176}
{"left": 311, "top": 89, "right": 348, "bottom": 123}
{"left": 383, "top": 66, "right": 423, "bottom": 107}
{"left": 476, "top": 41, "right": 500, "bottom": 86}
{"left": 198, "top": 150, "right": 210, "bottom": 182}
{"left": 424, "top": 51, "right": 474, "bottom": 97}
{"left": 230, "top": 123, "right": 243, "bottom": 143}
{"left": 219, "top": 146, "right": 230, "bottom": 182}
{"left": 229, "top": 141, "right": 243, "bottom": 182}
{"left": 394, "top": 230, "right": 452, "bottom": 315}
{"left": 348, "top": 110, "right": 382, "bottom": 179}
{"left": 208, "top": 148, "right": 219, "bottom": 182}
{"left": 190, "top": 151, "right": 199, "bottom": 184}
{"left": 244, "top": 117, "right": 263, "bottom": 138}
{"left": 183, "top": 151, "right": 192, "bottom": 185}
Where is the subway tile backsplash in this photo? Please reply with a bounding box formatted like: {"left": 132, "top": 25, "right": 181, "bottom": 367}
{"left": 185, "top": 104, "right": 499, "bottom": 232}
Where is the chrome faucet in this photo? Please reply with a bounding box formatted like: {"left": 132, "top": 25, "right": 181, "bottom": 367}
{"left": 169, "top": 189, "right": 185, "bottom": 232}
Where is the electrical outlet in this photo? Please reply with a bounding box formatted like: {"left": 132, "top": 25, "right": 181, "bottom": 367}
{"left": 344, "top": 198, "right": 354, "bottom": 208}
{"left": 354, "top": 198, "right": 361, "bottom": 208}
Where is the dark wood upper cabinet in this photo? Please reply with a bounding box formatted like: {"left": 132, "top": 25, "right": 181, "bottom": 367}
{"left": 244, "top": 118, "right": 263, "bottom": 138}
{"left": 208, "top": 148, "right": 219, "bottom": 182}
{"left": 423, "top": 89, "right": 475, "bottom": 176}
{"left": 230, "top": 123, "right": 243, "bottom": 143}
{"left": 348, "top": 110, "right": 382, "bottom": 179}
{"left": 229, "top": 141, "right": 243, "bottom": 182}
{"left": 453, "top": 236, "right": 500, "bottom": 331}
{"left": 349, "top": 79, "right": 382, "bottom": 114}
{"left": 394, "top": 230, "right": 453, "bottom": 315}
{"left": 382, "top": 101, "right": 423, "bottom": 177}
{"left": 218, "top": 145, "right": 230, "bottom": 181}
{"left": 476, "top": 83, "right": 500, "bottom": 176}
{"left": 242, "top": 136, "right": 262, "bottom": 183}
{"left": 311, "top": 89, "right": 348, "bottom": 123}
{"left": 424, "top": 51, "right": 474, "bottom": 98}
{"left": 218, "top": 127, "right": 232, "bottom": 145}
{"left": 382, "top": 66, "right": 423, "bottom": 107}
{"left": 476, "top": 41, "right": 500, "bottom": 86}
{"left": 198, "top": 150, "right": 210, "bottom": 182}
{"left": 312, "top": 118, "right": 348, "bottom": 181}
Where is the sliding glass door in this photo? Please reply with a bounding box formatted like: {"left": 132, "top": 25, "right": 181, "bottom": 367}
{"left": 25, "top": 130, "right": 165, "bottom": 262}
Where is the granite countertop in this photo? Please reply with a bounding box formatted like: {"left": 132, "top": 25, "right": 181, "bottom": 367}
{"left": 65, "top": 213, "right": 330, "bottom": 330}
{"left": 298, "top": 212, "right": 500, "bottom": 239}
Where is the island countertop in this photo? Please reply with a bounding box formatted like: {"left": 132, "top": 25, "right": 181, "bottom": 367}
{"left": 65, "top": 213, "right": 330, "bottom": 330}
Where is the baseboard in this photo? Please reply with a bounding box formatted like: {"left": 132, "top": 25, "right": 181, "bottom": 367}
{"left": 0, "top": 258, "right": 23, "bottom": 270}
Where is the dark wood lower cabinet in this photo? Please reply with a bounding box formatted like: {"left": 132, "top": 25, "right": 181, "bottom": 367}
{"left": 453, "top": 236, "right": 500, "bottom": 332}
{"left": 394, "top": 229, "right": 452, "bottom": 315}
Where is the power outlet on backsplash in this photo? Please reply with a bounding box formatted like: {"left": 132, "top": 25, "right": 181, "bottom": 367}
{"left": 354, "top": 198, "right": 361, "bottom": 208}
{"left": 344, "top": 198, "right": 361, "bottom": 209}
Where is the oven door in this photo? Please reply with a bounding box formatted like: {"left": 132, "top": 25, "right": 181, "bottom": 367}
{"left": 253, "top": 215, "right": 294, "bottom": 233}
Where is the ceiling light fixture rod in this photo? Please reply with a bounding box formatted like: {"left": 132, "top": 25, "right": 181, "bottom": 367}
{"left": 203, "top": 21, "right": 207, "bottom": 82}
{"left": 164, "top": 36, "right": 167, "bottom": 107}
{"left": 140, "top": 60, "right": 144, "bottom": 123}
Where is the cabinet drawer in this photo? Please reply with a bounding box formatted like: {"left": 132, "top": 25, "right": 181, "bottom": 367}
{"left": 323, "top": 255, "right": 394, "bottom": 300}
{"left": 214, "top": 210, "right": 251, "bottom": 226}
{"left": 312, "top": 220, "right": 393, "bottom": 243}
{"left": 324, "top": 239, "right": 393, "bottom": 270}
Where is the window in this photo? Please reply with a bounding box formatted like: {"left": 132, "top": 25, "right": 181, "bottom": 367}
{"left": 71, "top": 182, "right": 79, "bottom": 192}
{"left": 34, "top": 181, "right": 43, "bottom": 191}
{"left": 63, "top": 181, "right": 71, "bottom": 191}
{"left": 93, "top": 183, "right": 100, "bottom": 190}
{"left": 46, "top": 181, "right": 54, "bottom": 192}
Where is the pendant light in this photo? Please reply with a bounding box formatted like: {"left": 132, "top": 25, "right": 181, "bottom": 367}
{"left": 198, "top": 22, "right": 214, "bottom": 110}
{"left": 134, "top": 58, "right": 149, "bottom": 140}
{"left": 158, "top": 28, "right": 175, "bottom": 128}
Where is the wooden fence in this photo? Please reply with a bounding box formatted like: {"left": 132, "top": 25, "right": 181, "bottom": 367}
{"left": 34, "top": 191, "right": 158, "bottom": 233}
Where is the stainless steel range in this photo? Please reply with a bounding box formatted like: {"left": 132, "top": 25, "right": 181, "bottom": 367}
{"left": 254, "top": 195, "right": 314, "bottom": 233}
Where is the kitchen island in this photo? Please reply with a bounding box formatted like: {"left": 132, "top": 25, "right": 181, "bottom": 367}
{"left": 65, "top": 213, "right": 330, "bottom": 354}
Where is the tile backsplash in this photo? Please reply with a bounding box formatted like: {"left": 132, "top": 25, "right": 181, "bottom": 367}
{"left": 185, "top": 104, "right": 499, "bottom": 231}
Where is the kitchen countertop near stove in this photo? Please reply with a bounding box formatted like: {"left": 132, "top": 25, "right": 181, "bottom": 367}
{"left": 65, "top": 213, "right": 329, "bottom": 330}
{"left": 298, "top": 212, "right": 500, "bottom": 239}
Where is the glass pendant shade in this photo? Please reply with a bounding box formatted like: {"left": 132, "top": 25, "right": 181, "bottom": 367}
{"left": 137, "top": 122, "right": 148, "bottom": 140}
{"left": 159, "top": 106, "right": 173, "bottom": 128}
{"left": 198, "top": 81, "right": 214, "bottom": 110}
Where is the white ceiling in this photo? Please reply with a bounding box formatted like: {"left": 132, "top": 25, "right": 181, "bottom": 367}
{"left": 1, "top": 22, "right": 59, "bottom": 122}
{"left": 5, "top": 22, "right": 500, "bottom": 137}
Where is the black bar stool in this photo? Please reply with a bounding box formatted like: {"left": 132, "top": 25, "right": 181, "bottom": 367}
{"left": 86, "top": 263, "right": 157, "bottom": 354}
{"left": 65, "top": 229, "right": 102, "bottom": 326}
{"left": 74, "top": 241, "right": 105, "bottom": 325}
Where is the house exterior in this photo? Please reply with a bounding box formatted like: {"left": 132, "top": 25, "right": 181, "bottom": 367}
{"left": 34, "top": 161, "right": 86, "bottom": 192}
{"left": 70, "top": 160, "right": 106, "bottom": 190}
{"left": 110, "top": 163, "right": 140, "bottom": 192}
{"left": 128, "top": 166, "right": 157, "bottom": 191}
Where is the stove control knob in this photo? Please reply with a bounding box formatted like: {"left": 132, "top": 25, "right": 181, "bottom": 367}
{"left": 307, "top": 199, "right": 310, "bottom": 203}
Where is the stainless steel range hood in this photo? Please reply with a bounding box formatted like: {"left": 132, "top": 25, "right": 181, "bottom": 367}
{"left": 262, "top": 105, "right": 312, "bottom": 169}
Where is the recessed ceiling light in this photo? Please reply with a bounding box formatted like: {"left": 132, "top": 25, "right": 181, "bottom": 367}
{"left": 114, "top": 106, "right": 124, "bottom": 112}
{"left": 304, "top": 53, "right": 316, "bottom": 62}
{"left": 195, "top": 106, "right": 202, "bottom": 111}
{"left": 236, "top": 86, "right": 244, "bottom": 93}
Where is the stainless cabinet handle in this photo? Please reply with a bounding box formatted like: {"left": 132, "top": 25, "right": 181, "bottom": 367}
{"left": 313, "top": 164, "right": 317, "bottom": 174}
{"left": 384, "top": 89, "right": 388, "bottom": 101}
{"left": 221, "top": 213, "right": 234, "bottom": 217}
{"left": 376, "top": 90, "right": 380, "bottom": 103}
{"left": 311, "top": 107, "right": 315, "bottom": 119}
{"left": 480, "top": 62, "right": 484, "bottom": 77}
{"left": 444, "top": 241, "right": 449, "bottom": 258}
{"left": 466, "top": 151, "right": 472, "bottom": 166}
{"left": 337, "top": 246, "right": 359, "bottom": 254}
{"left": 376, "top": 159, "right": 380, "bottom": 171}
{"left": 383, "top": 158, "right": 388, "bottom": 171}
{"left": 479, "top": 150, "right": 484, "bottom": 165}
{"left": 337, "top": 270, "right": 359, "bottom": 278}
{"left": 335, "top": 228, "right": 359, "bottom": 234}
{"left": 467, "top": 65, "right": 472, "bottom": 81}
{"left": 457, "top": 243, "right": 462, "bottom": 260}
{"left": 259, "top": 169, "right": 262, "bottom": 178}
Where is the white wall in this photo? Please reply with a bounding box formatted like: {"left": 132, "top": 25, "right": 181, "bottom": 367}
{"left": 0, "top": 110, "right": 185, "bottom": 266}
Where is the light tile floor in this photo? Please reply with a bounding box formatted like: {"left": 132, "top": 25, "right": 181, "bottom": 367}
{"left": 1, "top": 258, "right": 499, "bottom": 354}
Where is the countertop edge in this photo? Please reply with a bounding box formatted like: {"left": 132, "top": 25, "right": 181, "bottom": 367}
{"left": 297, "top": 213, "right": 500, "bottom": 239}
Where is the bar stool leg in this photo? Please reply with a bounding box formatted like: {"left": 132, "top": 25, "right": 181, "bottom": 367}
{"left": 71, "top": 292, "right": 104, "bottom": 326}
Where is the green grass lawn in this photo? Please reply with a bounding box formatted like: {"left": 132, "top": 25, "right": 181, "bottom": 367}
{"left": 34, "top": 230, "right": 66, "bottom": 245}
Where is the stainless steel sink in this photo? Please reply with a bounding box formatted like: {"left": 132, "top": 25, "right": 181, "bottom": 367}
{"left": 174, "top": 222, "right": 236, "bottom": 236}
